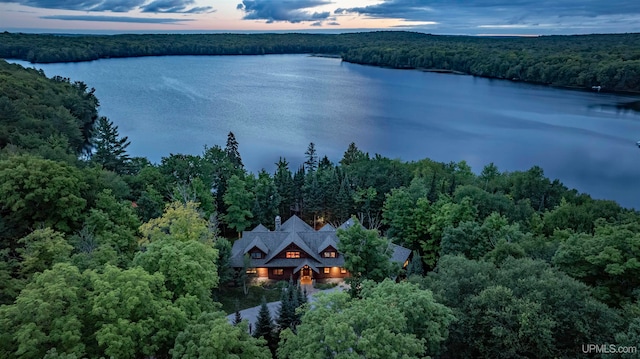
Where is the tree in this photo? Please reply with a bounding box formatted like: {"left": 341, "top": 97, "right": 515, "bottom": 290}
{"left": 0, "top": 155, "right": 87, "bottom": 240}
{"left": 232, "top": 300, "right": 243, "bottom": 326}
{"left": 172, "top": 312, "right": 270, "bottom": 359}
{"left": 252, "top": 169, "right": 280, "bottom": 227}
{"left": 274, "top": 157, "right": 294, "bottom": 219}
{"left": 17, "top": 228, "right": 72, "bottom": 279}
{"left": 303, "top": 142, "right": 317, "bottom": 173}
{"left": 223, "top": 175, "right": 254, "bottom": 237}
{"left": 0, "top": 263, "right": 86, "bottom": 359}
{"left": 139, "top": 201, "right": 213, "bottom": 244}
{"left": 253, "top": 296, "right": 277, "bottom": 355}
{"left": 91, "top": 116, "right": 131, "bottom": 174}
{"left": 87, "top": 265, "right": 188, "bottom": 359}
{"left": 406, "top": 250, "right": 424, "bottom": 276}
{"left": 278, "top": 281, "right": 453, "bottom": 359}
{"left": 224, "top": 131, "right": 244, "bottom": 170}
{"left": 340, "top": 142, "right": 368, "bottom": 166}
{"left": 336, "top": 217, "right": 396, "bottom": 296}
{"left": 133, "top": 238, "right": 219, "bottom": 311}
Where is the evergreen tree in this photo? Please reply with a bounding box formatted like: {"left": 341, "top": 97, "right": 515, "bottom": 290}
{"left": 291, "top": 166, "right": 305, "bottom": 216}
{"left": 252, "top": 169, "right": 281, "bottom": 228}
{"left": 274, "top": 157, "right": 294, "bottom": 219}
{"left": 233, "top": 300, "right": 243, "bottom": 326}
{"left": 340, "top": 142, "right": 368, "bottom": 166}
{"left": 253, "top": 296, "right": 277, "bottom": 355}
{"left": 91, "top": 116, "right": 131, "bottom": 174}
{"left": 225, "top": 131, "right": 244, "bottom": 170}
{"left": 304, "top": 142, "right": 318, "bottom": 173}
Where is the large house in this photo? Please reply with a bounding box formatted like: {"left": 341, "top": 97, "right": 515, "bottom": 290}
{"left": 230, "top": 215, "right": 411, "bottom": 282}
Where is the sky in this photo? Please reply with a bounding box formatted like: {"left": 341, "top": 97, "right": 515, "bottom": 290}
{"left": 1, "top": 0, "right": 640, "bottom": 35}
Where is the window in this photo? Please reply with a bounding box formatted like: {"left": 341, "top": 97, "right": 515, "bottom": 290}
{"left": 246, "top": 268, "right": 257, "bottom": 274}
{"left": 286, "top": 251, "right": 301, "bottom": 258}
{"left": 340, "top": 268, "right": 347, "bottom": 274}
{"left": 322, "top": 251, "right": 336, "bottom": 258}
{"left": 323, "top": 267, "right": 330, "bottom": 274}
{"left": 251, "top": 252, "right": 263, "bottom": 259}
{"left": 272, "top": 268, "right": 284, "bottom": 276}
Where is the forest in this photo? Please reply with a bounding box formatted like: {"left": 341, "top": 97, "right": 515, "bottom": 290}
{"left": 0, "top": 55, "right": 639, "bottom": 358}
{"left": 1, "top": 31, "right": 640, "bottom": 93}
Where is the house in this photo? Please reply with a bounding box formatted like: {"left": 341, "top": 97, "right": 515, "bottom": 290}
{"left": 230, "top": 215, "right": 411, "bottom": 282}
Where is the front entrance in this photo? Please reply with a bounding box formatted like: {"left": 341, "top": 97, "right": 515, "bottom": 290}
{"left": 300, "top": 265, "right": 312, "bottom": 285}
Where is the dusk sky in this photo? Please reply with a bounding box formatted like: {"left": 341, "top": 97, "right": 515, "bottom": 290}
{"left": 1, "top": 0, "right": 640, "bottom": 35}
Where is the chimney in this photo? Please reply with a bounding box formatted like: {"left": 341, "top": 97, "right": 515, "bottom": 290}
{"left": 275, "top": 216, "right": 281, "bottom": 231}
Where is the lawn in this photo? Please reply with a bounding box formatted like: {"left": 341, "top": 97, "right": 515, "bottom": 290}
{"left": 215, "top": 282, "right": 285, "bottom": 314}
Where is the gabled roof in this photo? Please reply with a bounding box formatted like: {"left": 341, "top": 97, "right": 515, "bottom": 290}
{"left": 264, "top": 231, "right": 322, "bottom": 263}
{"left": 251, "top": 224, "right": 270, "bottom": 232}
{"left": 317, "top": 235, "right": 337, "bottom": 254}
{"left": 389, "top": 243, "right": 412, "bottom": 265}
{"left": 337, "top": 218, "right": 357, "bottom": 230}
{"left": 294, "top": 260, "right": 319, "bottom": 274}
{"left": 280, "top": 215, "right": 314, "bottom": 232}
{"left": 243, "top": 236, "right": 269, "bottom": 255}
{"left": 318, "top": 223, "right": 336, "bottom": 232}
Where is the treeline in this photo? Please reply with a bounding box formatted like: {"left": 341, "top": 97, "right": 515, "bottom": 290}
{"left": 1, "top": 31, "right": 640, "bottom": 92}
{"left": 1, "top": 59, "right": 640, "bottom": 358}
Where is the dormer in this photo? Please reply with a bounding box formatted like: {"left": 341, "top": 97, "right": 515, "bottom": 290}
{"left": 244, "top": 236, "right": 269, "bottom": 259}
{"left": 318, "top": 235, "right": 338, "bottom": 258}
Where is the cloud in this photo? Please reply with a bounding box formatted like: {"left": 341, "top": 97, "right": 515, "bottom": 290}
{"left": 0, "top": 0, "right": 213, "bottom": 13}
{"left": 336, "top": 0, "right": 640, "bottom": 34}
{"left": 40, "top": 15, "right": 193, "bottom": 23}
{"left": 237, "top": 0, "right": 332, "bottom": 23}
{"left": 141, "top": 0, "right": 213, "bottom": 14}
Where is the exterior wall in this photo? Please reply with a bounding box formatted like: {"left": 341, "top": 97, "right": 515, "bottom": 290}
{"left": 314, "top": 266, "right": 349, "bottom": 280}
{"left": 267, "top": 267, "right": 297, "bottom": 281}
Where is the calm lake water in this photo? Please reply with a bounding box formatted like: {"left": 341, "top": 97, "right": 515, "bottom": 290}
{"left": 10, "top": 55, "right": 640, "bottom": 209}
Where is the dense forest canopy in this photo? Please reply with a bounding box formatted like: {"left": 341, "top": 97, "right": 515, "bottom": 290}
{"left": 0, "top": 45, "right": 639, "bottom": 358}
{"left": 1, "top": 31, "right": 640, "bottom": 92}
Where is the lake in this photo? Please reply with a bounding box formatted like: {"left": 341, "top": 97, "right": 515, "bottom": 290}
{"left": 9, "top": 55, "right": 640, "bottom": 209}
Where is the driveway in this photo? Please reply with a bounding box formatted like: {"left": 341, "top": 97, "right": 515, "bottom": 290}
{"left": 226, "top": 283, "right": 346, "bottom": 331}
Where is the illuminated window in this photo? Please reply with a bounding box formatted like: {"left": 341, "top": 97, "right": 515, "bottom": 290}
{"left": 340, "top": 268, "right": 347, "bottom": 274}
{"left": 286, "top": 251, "right": 301, "bottom": 258}
{"left": 323, "top": 268, "right": 330, "bottom": 274}
{"left": 246, "top": 268, "right": 257, "bottom": 274}
{"left": 251, "top": 252, "right": 263, "bottom": 259}
{"left": 273, "top": 268, "right": 284, "bottom": 275}
{"left": 322, "top": 251, "right": 336, "bottom": 258}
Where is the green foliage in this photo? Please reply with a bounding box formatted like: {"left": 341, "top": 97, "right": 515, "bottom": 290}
{"left": 133, "top": 238, "right": 219, "bottom": 311}
{"left": 553, "top": 221, "right": 640, "bottom": 307}
{"left": 223, "top": 175, "right": 254, "bottom": 236}
{"left": 0, "top": 155, "right": 87, "bottom": 240}
{"left": 278, "top": 281, "right": 453, "bottom": 359}
{"left": 17, "top": 228, "right": 72, "bottom": 279}
{"left": 0, "top": 263, "right": 86, "bottom": 359}
{"left": 172, "top": 311, "right": 270, "bottom": 359}
{"left": 253, "top": 296, "right": 275, "bottom": 345}
{"left": 337, "top": 217, "right": 396, "bottom": 296}
{"left": 252, "top": 169, "right": 281, "bottom": 227}
{"left": 423, "top": 255, "right": 621, "bottom": 358}
{"left": 224, "top": 131, "right": 244, "bottom": 170}
{"left": 87, "top": 265, "right": 188, "bottom": 358}
{"left": 140, "top": 201, "right": 213, "bottom": 244}
{"left": 0, "top": 61, "right": 98, "bottom": 155}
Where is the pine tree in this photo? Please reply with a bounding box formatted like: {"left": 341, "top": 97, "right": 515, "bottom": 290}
{"left": 277, "top": 283, "right": 296, "bottom": 332}
{"left": 232, "top": 300, "right": 243, "bottom": 326}
{"left": 225, "top": 131, "right": 244, "bottom": 170}
{"left": 91, "top": 116, "right": 131, "bottom": 174}
{"left": 304, "top": 142, "right": 318, "bottom": 173}
{"left": 254, "top": 296, "right": 274, "bottom": 340}
{"left": 274, "top": 157, "right": 294, "bottom": 219}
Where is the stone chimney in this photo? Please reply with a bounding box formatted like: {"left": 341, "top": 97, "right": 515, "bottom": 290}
{"left": 275, "top": 216, "right": 281, "bottom": 231}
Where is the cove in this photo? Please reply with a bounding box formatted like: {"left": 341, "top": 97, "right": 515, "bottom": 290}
{"left": 9, "top": 55, "right": 640, "bottom": 209}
